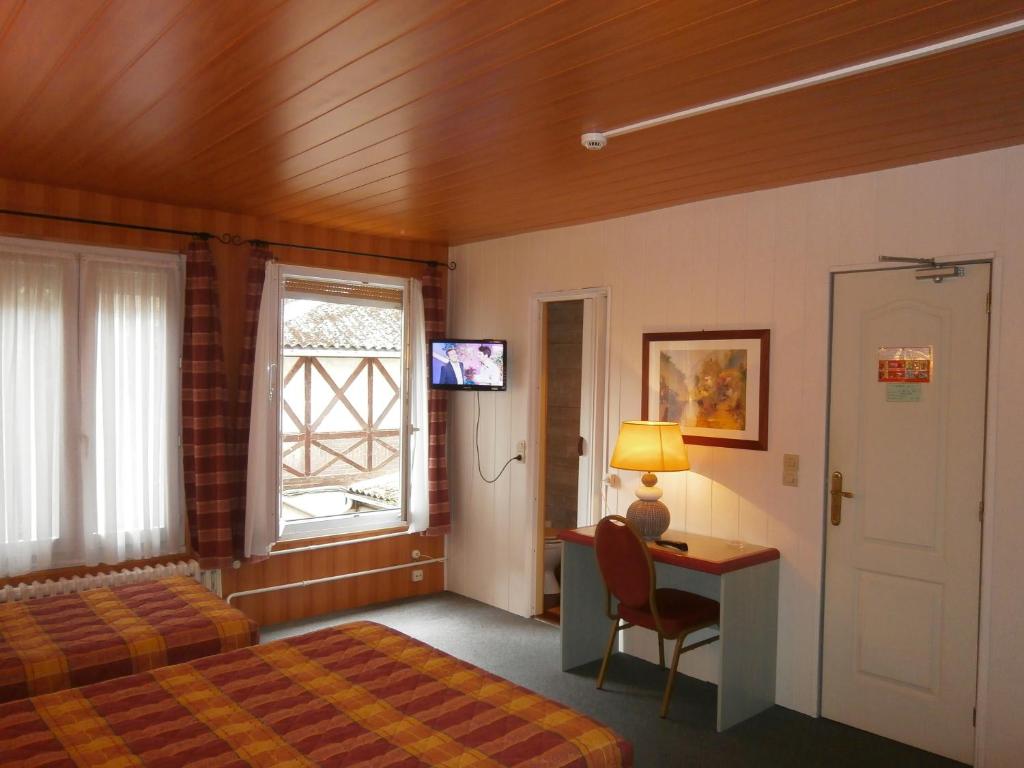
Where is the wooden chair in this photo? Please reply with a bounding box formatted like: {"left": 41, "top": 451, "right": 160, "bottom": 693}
{"left": 594, "top": 515, "right": 721, "bottom": 718}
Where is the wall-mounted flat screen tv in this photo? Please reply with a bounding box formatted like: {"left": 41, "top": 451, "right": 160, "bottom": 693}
{"left": 430, "top": 339, "right": 507, "bottom": 391}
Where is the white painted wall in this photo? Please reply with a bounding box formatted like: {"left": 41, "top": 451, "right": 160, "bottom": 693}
{"left": 447, "top": 146, "right": 1024, "bottom": 765}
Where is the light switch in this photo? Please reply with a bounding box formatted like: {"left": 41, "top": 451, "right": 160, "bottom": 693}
{"left": 782, "top": 453, "right": 799, "bottom": 487}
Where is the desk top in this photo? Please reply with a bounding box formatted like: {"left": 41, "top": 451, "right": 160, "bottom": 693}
{"left": 558, "top": 526, "right": 780, "bottom": 575}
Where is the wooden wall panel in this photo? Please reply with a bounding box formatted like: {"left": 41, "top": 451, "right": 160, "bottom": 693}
{"left": 0, "top": 178, "right": 448, "bottom": 625}
{"left": 220, "top": 534, "right": 445, "bottom": 626}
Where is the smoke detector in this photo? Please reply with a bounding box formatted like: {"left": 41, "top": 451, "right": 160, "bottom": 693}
{"left": 580, "top": 132, "right": 607, "bottom": 151}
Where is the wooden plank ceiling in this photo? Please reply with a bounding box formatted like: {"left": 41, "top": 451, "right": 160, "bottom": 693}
{"left": 1, "top": 0, "right": 1022, "bottom": 245}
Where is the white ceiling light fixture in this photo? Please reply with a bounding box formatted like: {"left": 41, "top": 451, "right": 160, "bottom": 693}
{"left": 580, "top": 17, "right": 1024, "bottom": 150}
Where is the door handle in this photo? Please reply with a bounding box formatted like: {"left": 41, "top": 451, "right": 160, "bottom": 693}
{"left": 830, "top": 471, "right": 854, "bottom": 525}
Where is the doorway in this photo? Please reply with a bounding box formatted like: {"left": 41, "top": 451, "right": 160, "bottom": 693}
{"left": 821, "top": 262, "right": 990, "bottom": 764}
{"left": 530, "top": 289, "right": 609, "bottom": 622}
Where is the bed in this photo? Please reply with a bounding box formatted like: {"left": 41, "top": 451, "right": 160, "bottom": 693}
{"left": 0, "top": 620, "right": 633, "bottom": 767}
{"left": 0, "top": 575, "right": 258, "bottom": 704}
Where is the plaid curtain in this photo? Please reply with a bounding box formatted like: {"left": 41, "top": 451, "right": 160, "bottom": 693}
{"left": 181, "top": 240, "right": 233, "bottom": 567}
{"left": 422, "top": 269, "right": 451, "bottom": 533}
{"left": 231, "top": 245, "right": 272, "bottom": 557}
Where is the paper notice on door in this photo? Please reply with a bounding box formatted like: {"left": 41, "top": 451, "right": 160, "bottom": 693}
{"left": 886, "top": 383, "right": 922, "bottom": 402}
{"left": 878, "top": 346, "right": 932, "bottom": 382}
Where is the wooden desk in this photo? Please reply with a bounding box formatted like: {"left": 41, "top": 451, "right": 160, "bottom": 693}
{"left": 558, "top": 526, "right": 780, "bottom": 731}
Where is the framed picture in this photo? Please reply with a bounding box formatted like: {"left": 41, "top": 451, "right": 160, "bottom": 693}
{"left": 641, "top": 329, "right": 770, "bottom": 450}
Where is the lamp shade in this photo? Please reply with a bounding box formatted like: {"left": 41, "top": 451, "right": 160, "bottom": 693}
{"left": 609, "top": 421, "right": 690, "bottom": 472}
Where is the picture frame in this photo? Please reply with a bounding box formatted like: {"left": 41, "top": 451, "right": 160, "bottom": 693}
{"left": 641, "top": 329, "right": 770, "bottom": 450}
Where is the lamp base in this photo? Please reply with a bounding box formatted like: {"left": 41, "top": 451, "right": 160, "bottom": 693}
{"left": 626, "top": 498, "right": 670, "bottom": 540}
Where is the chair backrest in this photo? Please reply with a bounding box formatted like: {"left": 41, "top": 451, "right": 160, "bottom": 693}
{"left": 594, "top": 515, "right": 654, "bottom": 610}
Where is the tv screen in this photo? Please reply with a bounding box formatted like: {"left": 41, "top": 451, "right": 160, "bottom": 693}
{"left": 430, "top": 339, "right": 507, "bottom": 391}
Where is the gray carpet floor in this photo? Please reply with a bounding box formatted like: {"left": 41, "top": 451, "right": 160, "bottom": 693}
{"left": 263, "top": 592, "right": 966, "bottom": 768}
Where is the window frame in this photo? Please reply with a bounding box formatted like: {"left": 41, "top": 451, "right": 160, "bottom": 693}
{"left": 274, "top": 265, "right": 412, "bottom": 542}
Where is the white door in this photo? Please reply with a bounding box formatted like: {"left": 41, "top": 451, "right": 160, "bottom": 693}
{"left": 576, "top": 294, "right": 608, "bottom": 527}
{"left": 822, "top": 263, "right": 989, "bottom": 764}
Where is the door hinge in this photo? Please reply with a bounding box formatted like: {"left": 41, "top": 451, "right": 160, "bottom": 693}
{"left": 973, "top": 707, "right": 977, "bottom": 727}
{"left": 979, "top": 500, "right": 984, "bottom": 522}
{"left": 986, "top": 292, "right": 991, "bottom": 314}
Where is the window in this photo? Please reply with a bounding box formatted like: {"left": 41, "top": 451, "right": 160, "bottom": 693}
{"left": 276, "top": 269, "right": 411, "bottom": 539}
{"left": 0, "top": 238, "right": 184, "bottom": 578}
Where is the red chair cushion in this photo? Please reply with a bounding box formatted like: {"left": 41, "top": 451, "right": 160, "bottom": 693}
{"left": 618, "top": 588, "right": 720, "bottom": 638}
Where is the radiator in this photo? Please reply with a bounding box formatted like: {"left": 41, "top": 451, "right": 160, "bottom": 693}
{"left": 0, "top": 560, "right": 223, "bottom": 603}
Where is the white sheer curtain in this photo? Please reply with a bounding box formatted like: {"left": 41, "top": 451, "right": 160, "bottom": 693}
{"left": 0, "top": 239, "right": 185, "bottom": 578}
{"left": 408, "top": 277, "right": 429, "bottom": 533}
{"left": 0, "top": 250, "right": 76, "bottom": 576}
{"left": 245, "top": 262, "right": 280, "bottom": 558}
{"left": 80, "top": 256, "right": 184, "bottom": 565}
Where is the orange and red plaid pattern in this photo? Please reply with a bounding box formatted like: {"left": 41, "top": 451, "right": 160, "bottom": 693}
{"left": 422, "top": 269, "right": 451, "bottom": 534}
{"left": 0, "top": 621, "right": 632, "bottom": 767}
{"left": 182, "top": 239, "right": 235, "bottom": 568}
{"left": 0, "top": 576, "right": 258, "bottom": 704}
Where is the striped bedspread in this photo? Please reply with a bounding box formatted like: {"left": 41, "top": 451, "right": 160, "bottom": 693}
{"left": 0, "top": 620, "right": 633, "bottom": 767}
{"left": 0, "top": 575, "right": 258, "bottom": 703}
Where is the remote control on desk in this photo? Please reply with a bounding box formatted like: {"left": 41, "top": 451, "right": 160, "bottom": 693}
{"left": 654, "top": 539, "right": 688, "bottom": 552}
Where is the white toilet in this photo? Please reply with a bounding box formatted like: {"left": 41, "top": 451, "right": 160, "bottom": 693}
{"left": 542, "top": 537, "right": 562, "bottom": 595}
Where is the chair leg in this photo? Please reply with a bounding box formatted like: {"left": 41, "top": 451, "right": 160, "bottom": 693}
{"left": 660, "top": 634, "right": 686, "bottom": 718}
{"left": 658, "top": 635, "right": 665, "bottom": 668}
{"left": 596, "top": 619, "right": 620, "bottom": 690}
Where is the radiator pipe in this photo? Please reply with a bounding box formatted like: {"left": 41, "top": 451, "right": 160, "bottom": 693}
{"left": 224, "top": 557, "right": 445, "bottom": 604}
{"left": 266, "top": 529, "right": 413, "bottom": 558}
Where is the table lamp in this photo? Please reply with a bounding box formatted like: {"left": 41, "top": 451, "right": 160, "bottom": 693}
{"left": 609, "top": 420, "right": 689, "bottom": 539}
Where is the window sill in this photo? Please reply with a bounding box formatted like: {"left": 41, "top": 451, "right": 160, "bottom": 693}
{"left": 278, "top": 504, "right": 404, "bottom": 541}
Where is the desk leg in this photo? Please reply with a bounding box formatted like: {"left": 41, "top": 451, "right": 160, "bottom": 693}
{"left": 560, "top": 541, "right": 609, "bottom": 672}
{"left": 716, "top": 559, "right": 779, "bottom": 731}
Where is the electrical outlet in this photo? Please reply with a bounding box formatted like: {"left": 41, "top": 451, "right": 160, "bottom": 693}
{"left": 515, "top": 440, "right": 526, "bottom": 462}
{"left": 411, "top": 549, "right": 421, "bottom": 560}
{"left": 411, "top": 569, "right": 424, "bottom": 583}
{"left": 782, "top": 453, "right": 799, "bottom": 487}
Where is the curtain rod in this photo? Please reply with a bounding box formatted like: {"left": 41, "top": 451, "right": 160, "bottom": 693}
{"left": 0, "top": 207, "right": 455, "bottom": 270}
